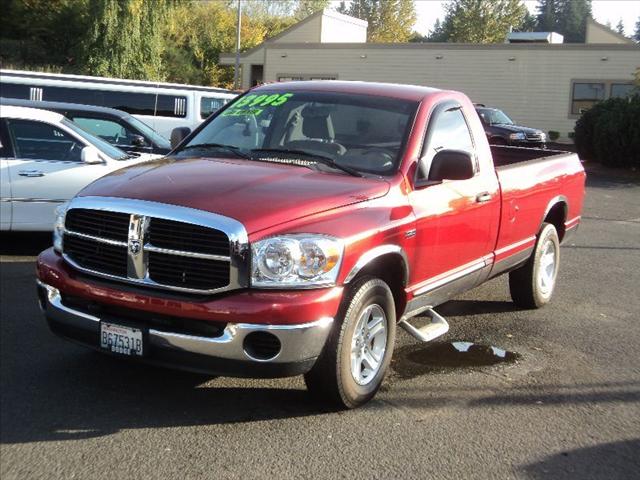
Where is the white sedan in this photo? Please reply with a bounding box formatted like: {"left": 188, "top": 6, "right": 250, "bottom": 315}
{"left": 0, "top": 106, "right": 159, "bottom": 231}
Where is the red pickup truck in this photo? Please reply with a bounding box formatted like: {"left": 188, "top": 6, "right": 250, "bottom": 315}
{"left": 36, "top": 81, "right": 585, "bottom": 408}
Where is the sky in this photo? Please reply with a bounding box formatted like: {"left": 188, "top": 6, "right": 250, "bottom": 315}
{"left": 410, "top": 0, "right": 640, "bottom": 37}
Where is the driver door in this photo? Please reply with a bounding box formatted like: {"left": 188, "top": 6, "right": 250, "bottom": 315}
{"left": 4, "top": 118, "right": 107, "bottom": 230}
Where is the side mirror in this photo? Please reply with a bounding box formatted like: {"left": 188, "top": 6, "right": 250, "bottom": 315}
{"left": 427, "top": 149, "right": 475, "bottom": 182}
{"left": 81, "top": 146, "right": 104, "bottom": 164}
{"left": 131, "top": 134, "right": 146, "bottom": 147}
{"left": 170, "top": 127, "right": 191, "bottom": 149}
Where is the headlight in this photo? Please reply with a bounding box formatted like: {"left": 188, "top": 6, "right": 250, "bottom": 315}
{"left": 509, "top": 132, "right": 526, "bottom": 141}
{"left": 53, "top": 203, "right": 69, "bottom": 253}
{"left": 251, "top": 234, "right": 343, "bottom": 288}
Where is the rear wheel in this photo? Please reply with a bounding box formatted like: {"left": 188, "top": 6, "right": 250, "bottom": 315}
{"left": 304, "top": 276, "right": 396, "bottom": 409}
{"left": 509, "top": 222, "right": 560, "bottom": 308}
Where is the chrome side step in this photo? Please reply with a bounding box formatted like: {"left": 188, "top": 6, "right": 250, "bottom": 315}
{"left": 399, "top": 306, "right": 449, "bottom": 343}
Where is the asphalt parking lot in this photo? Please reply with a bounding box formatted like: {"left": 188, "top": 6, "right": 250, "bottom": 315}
{"left": 1, "top": 166, "right": 639, "bottom": 480}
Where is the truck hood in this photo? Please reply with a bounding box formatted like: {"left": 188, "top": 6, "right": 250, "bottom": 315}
{"left": 78, "top": 157, "right": 390, "bottom": 234}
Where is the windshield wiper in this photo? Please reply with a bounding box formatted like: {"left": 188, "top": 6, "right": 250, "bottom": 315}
{"left": 250, "top": 148, "right": 362, "bottom": 177}
{"left": 179, "top": 143, "right": 252, "bottom": 160}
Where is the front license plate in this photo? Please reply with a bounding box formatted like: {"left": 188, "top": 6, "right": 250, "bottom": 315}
{"left": 100, "top": 322, "right": 143, "bottom": 356}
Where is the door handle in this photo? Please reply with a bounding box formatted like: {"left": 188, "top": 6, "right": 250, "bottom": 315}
{"left": 18, "top": 170, "right": 45, "bottom": 177}
{"left": 475, "top": 192, "right": 492, "bottom": 203}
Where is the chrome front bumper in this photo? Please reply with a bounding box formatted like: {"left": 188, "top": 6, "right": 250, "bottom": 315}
{"left": 37, "top": 280, "right": 333, "bottom": 377}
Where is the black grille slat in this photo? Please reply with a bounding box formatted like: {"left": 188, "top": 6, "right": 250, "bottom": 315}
{"left": 64, "top": 234, "right": 128, "bottom": 277}
{"left": 63, "top": 209, "right": 233, "bottom": 292}
{"left": 148, "top": 218, "right": 229, "bottom": 257}
{"left": 148, "top": 252, "right": 230, "bottom": 290}
{"left": 66, "top": 209, "right": 130, "bottom": 241}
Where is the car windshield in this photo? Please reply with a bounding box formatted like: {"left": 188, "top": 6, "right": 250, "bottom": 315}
{"left": 61, "top": 118, "right": 130, "bottom": 160}
{"left": 126, "top": 115, "right": 171, "bottom": 149}
{"left": 177, "top": 90, "right": 419, "bottom": 176}
{"left": 477, "top": 108, "right": 514, "bottom": 125}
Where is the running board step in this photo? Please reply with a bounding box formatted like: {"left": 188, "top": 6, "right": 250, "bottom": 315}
{"left": 399, "top": 306, "right": 449, "bottom": 343}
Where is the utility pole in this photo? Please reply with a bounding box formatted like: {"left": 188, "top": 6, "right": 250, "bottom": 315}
{"left": 233, "top": 0, "right": 242, "bottom": 90}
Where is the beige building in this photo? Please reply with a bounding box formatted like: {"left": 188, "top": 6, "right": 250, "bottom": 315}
{"left": 221, "top": 10, "right": 640, "bottom": 140}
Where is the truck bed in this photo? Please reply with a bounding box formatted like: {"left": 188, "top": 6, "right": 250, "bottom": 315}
{"left": 491, "top": 145, "right": 575, "bottom": 168}
{"left": 492, "top": 145, "right": 585, "bottom": 258}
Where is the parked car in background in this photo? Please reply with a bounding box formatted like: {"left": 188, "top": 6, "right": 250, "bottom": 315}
{"left": 0, "top": 69, "right": 237, "bottom": 139}
{"left": 36, "top": 81, "right": 585, "bottom": 408}
{"left": 1, "top": 98, "right": 171, "bottom": 156}
{"left": 475, "top": 105, "right": 547, "bottom": 147}
{"left": 0, "top": 106, "right": 156, "bottom": 231}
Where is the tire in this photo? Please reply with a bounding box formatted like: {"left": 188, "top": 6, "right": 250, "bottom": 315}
{"left": 304, "top": 276, "right": 396, "bottom": 409}
{"left": 509, "top": 222, "right": 560, "bottom": 309}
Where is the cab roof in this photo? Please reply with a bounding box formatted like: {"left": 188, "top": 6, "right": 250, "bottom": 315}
{"left": 253, "top": 80, "right": 445, "bottom": 102}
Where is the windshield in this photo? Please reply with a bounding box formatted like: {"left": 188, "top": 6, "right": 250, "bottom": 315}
{"left": 477, "top": 108, "right": 514, "bottom": 125}
{"left": 61, "top": 118, "right": 130, "bottom": 160}
{"left": 178, "top": 90, "right": 419, "bottom": 175}
{"left": 126, "top": 115, "right": 171, "bottom": 148}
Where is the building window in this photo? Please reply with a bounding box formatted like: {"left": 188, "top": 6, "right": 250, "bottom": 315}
{"left": 610, "top": 83, "right": 634, "bottom": 98}
{"left": 278, "top": 76, "right": 304, "bottom": 82}
{"left": 571, "top": 83, "right": 605, "bottom": 115}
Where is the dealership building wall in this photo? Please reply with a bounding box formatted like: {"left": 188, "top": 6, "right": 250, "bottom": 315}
{"left": 221, "top": 11, "right": 640, "bottom": 140}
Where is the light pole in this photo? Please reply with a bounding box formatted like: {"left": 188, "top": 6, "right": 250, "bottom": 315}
{"left": 233, "top": 0, "right": 242, "bottom": 90}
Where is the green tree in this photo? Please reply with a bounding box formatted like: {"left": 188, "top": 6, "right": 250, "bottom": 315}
{"left": 294, "top": 0, "right": 330, "bottom": 20}
{"left": 336, "top": 0, "right": 348, "bottom": 14}
{"left": 615, "top": 19, "right": 625, "bottom": 36}
{"left": 82, "top": 0, "right": 170, "bottom": 80}
{"left": 535, "top": 0, "right": 559, "bottom": 32}
{"left": 521, "top": 10, "right": 537, "bottom": 31}
{"left": 560, "top": 0, "right": 591, "bottom": 42}
{"left": 535, "top": 0, "right": 592, "bottom": 42}
{"left": 162, "top": 1, "right": 268, "bottom": 88}
{"left": 635, "top": 17, "right": 640, "bottom": 42}
{"left": 345, "top": 0, "right": 417, "bottom": 42}
{"left": 442, "top": 0, "right": 528, "bottom": 43}
{"left": 0, "top": 0, "right": 90, "bottom": 70}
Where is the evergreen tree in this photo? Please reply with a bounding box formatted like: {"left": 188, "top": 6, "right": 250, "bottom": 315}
{"left": 535, "top": 0, "right": 592, "bottom": 42}
{"left": 635, "top": 16, "right": 640, "bottom": 42}
{"left": 442, "top": 0, "right": 528, "bottom": 43}
{"left": 294, "top": 0, "right": 330, "bottom": 20}
{"left": 560, "top": 0, "right": 591, "bottom": 42}
{"left": 615, "top": 19, "right": 625, "bottom": 36}
{"left": 521, "top": 10, "right": 538, "bottom": 31}
{"left": 336, "top": 1, "right": 349, "bottom": 15}
{"left": 535, "top": 0, "right": 559, "bottom": 32}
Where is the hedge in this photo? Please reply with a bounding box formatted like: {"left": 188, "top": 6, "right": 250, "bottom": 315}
{"left": 573, "top": 94, "right": 640, "bottom": 168}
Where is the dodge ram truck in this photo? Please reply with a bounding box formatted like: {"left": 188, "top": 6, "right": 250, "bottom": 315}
{"left": 36, "top": 81, "right": 585, "bottom": 408}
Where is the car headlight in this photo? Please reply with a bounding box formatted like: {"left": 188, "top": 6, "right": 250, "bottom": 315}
{"left": 53, "top": 203, "right": 69, "bottom": 253}
{"left": 509, "top": 132, "right": 526, "bottom": 140}
{"left": 251, "top": 234, "right": 343, "bottom": 288}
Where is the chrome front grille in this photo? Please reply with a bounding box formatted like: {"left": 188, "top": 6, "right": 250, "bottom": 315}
{"left": 526, "top": 133, "right": 543, "bottom": 141}
{"left": 61, "top": 197, "right": 249, "bottom": 294}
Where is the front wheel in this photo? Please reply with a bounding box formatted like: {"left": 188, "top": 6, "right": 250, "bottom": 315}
{"left": 304, "top": 276, "right": 396, "bottom": 409}
{"left": 509, "top": 222, "right": 560, "bottom": 308}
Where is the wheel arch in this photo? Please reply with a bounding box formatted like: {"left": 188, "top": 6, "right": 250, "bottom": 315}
{"left": 541, "top": 195, "right": 568, "bottom": 241}
{"left": 343, "top": 246, "right": 409, "bottom": 320}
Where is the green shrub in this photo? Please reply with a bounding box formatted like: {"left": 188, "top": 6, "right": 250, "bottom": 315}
{"left": 573, "top": 95, "right": 640, "bottom": 167}
{"left": 548, "top": 131, "right": 560, "bottom": 141}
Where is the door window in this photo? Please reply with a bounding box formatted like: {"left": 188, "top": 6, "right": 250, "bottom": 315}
{"left": 72, "top": 117, "right": 143, "bottom": 148}
{"left": 419, "top": 106, "right": 475, "bottom": 179}
{"left": 6, "top": 119, "right": 84, "bottom": 162}
{"left": 0, "top": 120, "right": 14, "bottom": 158}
